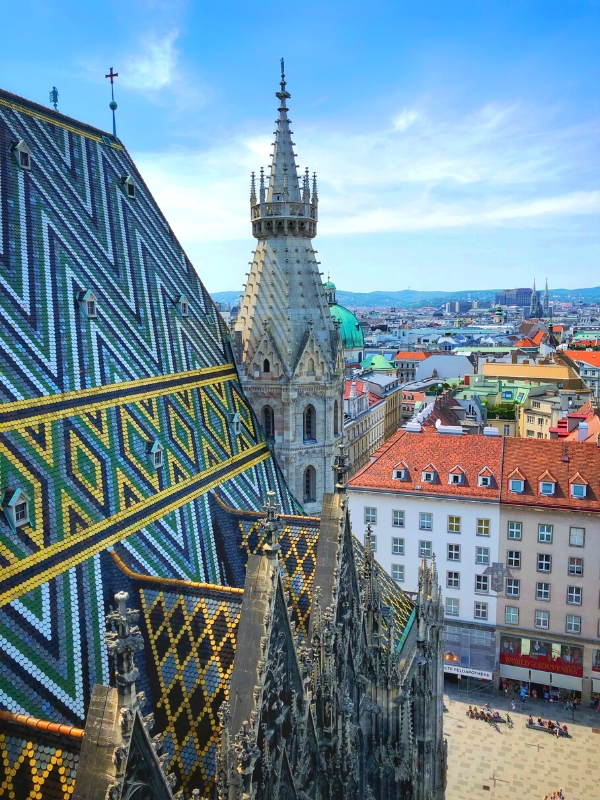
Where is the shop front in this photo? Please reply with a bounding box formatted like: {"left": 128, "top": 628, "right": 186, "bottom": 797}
{"left": 591, "top": 649, "right": 600, "bottom": 706}
{"left": 499, "top": 635, "right": 583, "bottom": 702}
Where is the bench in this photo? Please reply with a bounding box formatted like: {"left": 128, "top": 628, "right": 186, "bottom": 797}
{"left": 526, "top": 723, "right": 571, "bottom": 738}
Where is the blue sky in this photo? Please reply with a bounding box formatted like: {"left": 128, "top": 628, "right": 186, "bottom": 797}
{"left": 2, "top": 1, "right": 599, "bottom": 293}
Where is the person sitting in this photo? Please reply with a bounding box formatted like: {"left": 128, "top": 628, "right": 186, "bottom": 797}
{"left": 537, "top": 716, "right": 544, "bottom": 726}
{"left": 467, "top": 705, "right": 473, "bottom": 717}
{"left": 547, "top": 720, "right": 555, "bottom": 731}
{"left": 561, "top": 724, "right": 568, "bottom": 737}
{"left": 527, "top": 715, "right": 534, "bottom": 725}
{"left": 492, "top": 710, "right": 500, "bottom": 720}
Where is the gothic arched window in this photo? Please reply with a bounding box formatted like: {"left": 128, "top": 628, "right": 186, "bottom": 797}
{"left": 308, "top": 357, "right": 315, "bottom": 374}
{"left": 303, "top": 404, "right": 316, "bottom": 441}
{"left": 263, "top": 405, "right": 275, "bottom": 439}
{"left": 263, "top": 359, "right": 270, "bottom": 373}
{"left": 304, "top": 466, "right": 316, "bottom": 502}
{"left": 334, "top": 400, "right": 339, "bottom": 436}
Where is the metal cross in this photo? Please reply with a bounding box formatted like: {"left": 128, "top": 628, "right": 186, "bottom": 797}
{"left": 105, "top": 67, "right": 119, "bottom": 84}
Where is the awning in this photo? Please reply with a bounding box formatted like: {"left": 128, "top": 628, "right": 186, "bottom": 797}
{"left": 592, "top": 679, "right": 600, "bottom": 693}
{"left": 499, "top": 664, "right": 530, "bottom": 681}
{"left": 550, "top": 674, "right": 582, "bottom": 692}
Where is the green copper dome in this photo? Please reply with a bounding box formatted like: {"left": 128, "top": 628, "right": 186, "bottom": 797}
{"left": 329, "top": 303, "right": 365, "bottom": 349}
{"left": 323, "top": 280, "right": 336, "bottom": 290}
{"left": 361, "top": 354, "right": 395, "bottom": 371}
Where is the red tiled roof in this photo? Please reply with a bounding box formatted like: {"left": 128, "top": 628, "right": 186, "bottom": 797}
{"left": 394, "top": 351, "right": 430, "bottom": 361}
{"left": 538, "top": 469, "right": 556, "bottom": 483}
{"left": 344, "top": 379, "right": 366, "bottom": 400}
{"left": 515, "top": 337, "right": 536, "bottom": 348}
{"left": 566, "top": 350, "right": 600, "bottom": 367}
{"left": 348, "top": 429, "right": 502, "bottom": 499}
{"left": 532, "top": 330, "right": 545, "bottom": 345}
{"left": 501, "top": 438, "right": 600, "bottom": 512}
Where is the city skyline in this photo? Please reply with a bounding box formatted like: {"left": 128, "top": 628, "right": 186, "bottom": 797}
{"left": 1, "top": 0, "right": 598, "bottom": 293}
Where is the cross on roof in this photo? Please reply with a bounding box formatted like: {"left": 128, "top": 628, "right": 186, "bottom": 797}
{"left": 105, "top": 67, "right": 119, "bottom": 84}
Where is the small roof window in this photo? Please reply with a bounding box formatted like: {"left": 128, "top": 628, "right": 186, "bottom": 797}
{"left": 147, "top": 440, "right": 164, "bottom": 469}
{"left": 570, "top": 472, "right": 587, "bottom": 499}
{"left": 120, "top": 175, "right": 136, "bottom": 199}
{"left": 448, "top": 465, "right": 465, "bottom": 485}
{"left": 228, "top": 412, "right": 242, "bottom": 436}
{"left": 422, "top": 463, "right": 437, "bottom": 483}
{"left": 392, "top": 460, "right": 409, "bottom": 481}
{"left": 478, "top": 467, "right": 494, "bottom": 488}
{"left": 78, "top": 289, "right": 97, "bottom": 319}
{"left": 538, "top": 470, "right": 556, "bottom": 496}
{"left": 11, "top": 139, "right": 32, "bottom": 171}
{"left": 2, "top": 487, "right": 31, "bottom": 532}
{"left": 175, "top": 294, "right": 189, "bottom": 317}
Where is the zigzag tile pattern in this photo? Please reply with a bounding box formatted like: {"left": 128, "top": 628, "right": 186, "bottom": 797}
{"left": 0, "top": 89, "right": 295, "bottom": 726}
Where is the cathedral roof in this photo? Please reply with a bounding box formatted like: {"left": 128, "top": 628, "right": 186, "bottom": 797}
{"left": 329, "top": 303, "right": 365, "bottom": 349}
{"left": 0, "top": 83, "right": 294, "bottom": 731}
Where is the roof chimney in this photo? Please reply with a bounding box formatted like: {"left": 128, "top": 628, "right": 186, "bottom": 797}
{"left": 578, "top": 421, "right": 588, "bottom": 442}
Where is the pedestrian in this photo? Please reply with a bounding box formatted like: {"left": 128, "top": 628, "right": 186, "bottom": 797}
{"left": 532, "top": 688, "right": 537, "bottom": 701}
{"left": 596, "top": 698, "right": 600, "bottom": 713}
{"left": 558, "top": 788, "right": 564, "bottom": 799}
{"left": 544, "top": 691, "right": 549, "bottom": 703}
{"left": 511, "top": 699, "right": 516, "bottom": 711}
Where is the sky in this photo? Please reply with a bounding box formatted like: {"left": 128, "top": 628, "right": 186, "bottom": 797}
{"left": 2, "top": 0, "right": 599, "bottom": 294}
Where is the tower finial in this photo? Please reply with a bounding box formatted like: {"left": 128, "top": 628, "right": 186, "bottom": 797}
{"left": 105, "top": 67, "right": 119, "bottom": 139}
{"left": 250, "top": 171, "right": 257, "bottom": 205}
{"left": 280, "top": 57, "right": 285, "bottom": 78}
{"left": 49, "top": 86, "right": 59, "bottom": 111}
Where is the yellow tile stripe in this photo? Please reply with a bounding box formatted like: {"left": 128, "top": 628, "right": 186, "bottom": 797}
{"left": 0, "top": 363, "right": 237, "bottom": 432}
{"left": 0, "top": 95, "right": 125, "bottom": 149}
{"left": 0, "top": 443, "right": 269, "bottom": 607}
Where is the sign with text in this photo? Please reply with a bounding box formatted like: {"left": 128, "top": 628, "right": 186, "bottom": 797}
{"left": 499, "top": 653, "right": 583, "bottom": 678}
{"left": 444, "top": 664, "right": 493, "bottom": 680}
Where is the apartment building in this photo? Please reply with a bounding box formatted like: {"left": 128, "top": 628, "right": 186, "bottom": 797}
{"left": 497, "top": 438, "right": 600, "bottom": 705}
{"left": 565, "top": 350, "right": 600, "bottom": 403}
{"left": 347, "top": 428, "right": 503, "bottom": 678}
{"left": 343, "top": 378, "right": 385, "bottom": 475}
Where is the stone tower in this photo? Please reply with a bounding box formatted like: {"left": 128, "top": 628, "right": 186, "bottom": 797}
{"left": 233, "top": 63, "right": 344, "bottom": 512}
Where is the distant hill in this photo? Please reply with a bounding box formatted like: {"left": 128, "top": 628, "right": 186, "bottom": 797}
{"left": 211, "top": 287, "right": 600, "bottom": 310}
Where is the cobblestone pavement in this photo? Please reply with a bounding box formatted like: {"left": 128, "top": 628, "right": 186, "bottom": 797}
{"left": 444, "top": 689, "right": 600, "bottom": 799}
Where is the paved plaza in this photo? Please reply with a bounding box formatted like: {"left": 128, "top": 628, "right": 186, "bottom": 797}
{"left": 444, "top": 689, "right": 600, "bottom": 799}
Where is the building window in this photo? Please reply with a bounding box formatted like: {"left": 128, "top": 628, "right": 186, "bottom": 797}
{"left": 505, "top": 606, "right": 519, "bottom": 624}
{"left": 228, "top": 412, "right": 242, "bottom": 436}
{"left": 447, "top": 543, "right": 460, "bottom": 561}
{"left": 393, "top": 468, "right": 407, "bottom": 480}
{"left": 392, "top": 510, "right": 405, "bottom": 527}
{"left": 474, "top": 602, "right": 488, "bottom": 620}
{"left": 539, "top": 481, "right": 555, "bottom": 496}
{"left": 448, "top": 515, "right": 461, "bottom": 533}
{"left": 78, "top": 289, "right": 98, "bottom": 319}
{"left": 503, "top": 425, "right": 510, "bottom": 436}
{"left": 508, "top": 521, "right": 522, "bottom": 540}
{"left": 475, "top": 575, "right": 489, "bottom": 594}
{"left": 120, "top": 175, "right": 136, "bottom": 198}
{"left": 449, "top": 472, "right": 463, "bottom": 485}
{"left": 11, "top": 139, "right": 32, "bottom": 170}
{"left": 476, "top": 547, "right": 490, "bottom": 565}
{"left": 478, "top": 474, "right": 492, "bottom": 488}
{"left": 446, "top": 571, "right": 460, "bottom": 589}
{"left": 446, "top": 598, "right": 459, "bottom": 616}
{"left": 507, "top": 550, "right": 521, "bottom": 569}
{"left": 263, "top": 358, "right": 270, "bottom": 373}
{"left": 1, "top": 488, "right": 31, "bottom": 531}
{"left": 422, "top": 470, "right": 436, "bottom": 483}
{"left": 535, "top": 610, "right": 549, "bottom": 629}
{"left": 303, "top": 466, "right": 316, "bottom": 502}
{"left": 532, "top": 401, "right": 541, "bottom": 409}
{"left": 364, "top": 507, "right": 377, "bottom": 525}
{"left": 571, "top": 483, "right": 586, "bottom": 499}
{"left": 147, "top": 440, "right": 164, "bottom": 469}
{"left": 419, "top": 540, "right": 432, "bottom": 558}
{"left": 506, "top": 579, "right": 520, "bottom": 597}
{"left": 303, "top": 404, "right": 316, "bottom": 441}
{"left": 392, "top": 537, "right": 404, "bottom": 555}
{"left": 537, "top": 554, "right": 552, "bottom": 573}
{"left": 566, "top": 615, "right": 581, "bottom": 634}
{"left": 419, "top": 512, "right": 432, "bottom": 530}
{"left": 526, "top": 430, "right": 534, "bottom": 437}
{"left": 392, "top": 564, "right": 404, "bottom": 582}
{"left": 477, "top": 519, "right": 490, "bottom": 536}
{"left": 527, "top": 415, "right": 535, "bottom": 424}
{"left": 366, "top": 534, "right": 377, "bottom": 552}
{"left": 567, "top": 586, "right": 582, "bottom": 606}
{"left": 509, "top": 479, "right": 524, "bottom": 493}
{"left": 536, "top": 582, "right": 550, "bottom": 601}
{"left": 569, "top": 527, "right": 585, "bottom": 547}
{"left": 538, "top": 524, "right": 553, "bottom": 543}
{"left": 263, "top": 405, "right": 275, "bottom": 438}
{"left": 568, "top": 557, "right": 583, "bottom": 576}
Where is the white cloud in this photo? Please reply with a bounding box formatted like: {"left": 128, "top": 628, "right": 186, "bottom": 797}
{"left": 392, "top": 109, "right": 422, "bottom": 131}
{"left": 133, "top": 101, "right": 600, "bottom": 247}
{"left": 121, "top": 30, "right": 179, "bottom": 91}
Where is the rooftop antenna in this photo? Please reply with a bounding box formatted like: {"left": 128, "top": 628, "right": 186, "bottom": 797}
{"left": 49, "top": 86, "right": 59, "bottom": 111}
{"left": 105, "top": 67, "right": 119, "bottom": 139}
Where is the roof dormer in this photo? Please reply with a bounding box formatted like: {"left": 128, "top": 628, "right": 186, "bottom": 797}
{"left": 1, "top": 487, "right": 31, "bottom": 533}
{"left": 569, "top": 471, "right": 588, "bottom": 499}
{"left": 11, "top": 139, "right": 32, "bottom": 171}
{"left": 421, "top": 462, "right": 437, "bottom": 483}
{"left": 448, "top": 465, "right": 465, "bottom": 485}
{"left": 174, "top": 294, "right": 189, "bottom": 317}
{"left": 538, "top": 469, "right": 556, "bottom": 496}
{"left": 478, "top": 466, "right": 495, "bottom": 488}
{"left": 78, "top": 289, "right": 98, "bottom": 319}
{"left": 392, "top": 460, "right": 409, "bottom": 481}
{"left": 120, "top": 174, "right": 136, "bottom": 199}
{"left": 507, "top": 467, "right": 526, "bottom": 494}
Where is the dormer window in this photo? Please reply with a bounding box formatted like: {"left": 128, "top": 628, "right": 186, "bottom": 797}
{"left": 228, "top": 412, "right": 241, "bottom": 436}
{"left": 478, "top": 468, "right": 494, "bottom": 488}
{"left": 11, "top": 140, "right": 32, "bottom": 171}
{"left": 571, "top": 483, "right": 586, "bottom": 499}
{"left": 539, "top": 481, "right": 555, "bottom": 496}
{"left": 393, "top": 461, "right": 408, "bottom": 481}
{"left": 422, "top": 471, "right": 435, "bottom": 483}
{"left": 2, "top": 488, "right": 31, "bottom": 531}
{"left": 175, "top": 294, "right": 189, "bottom": 317}
{"left": 509, "top": 479, "right": 524, "bottom": 493}
{"left": 147, "top": 440, "right": 164, "bottom": 469}
{"left": 448, "top": 466, "right": 465, "bottom": 485}
{"left": 479, "top": 476, "right": 491, "bottom": 487}
{"left": 120, "top": 175, "right": 136, "bottom": 199}
{"left": 78, "top": 289, "right": 98, "bottom": 319}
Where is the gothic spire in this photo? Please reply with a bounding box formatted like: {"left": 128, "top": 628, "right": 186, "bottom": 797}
{"left": 268, "top": 59, "right": 301, "bottom": 202}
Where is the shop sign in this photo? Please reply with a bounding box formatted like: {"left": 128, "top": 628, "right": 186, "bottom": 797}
{"left": 444, "top": 664, "right": 493, "bottom": 680}
{"left": 499, "top": 653, "right": 583, "bottom": 677}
